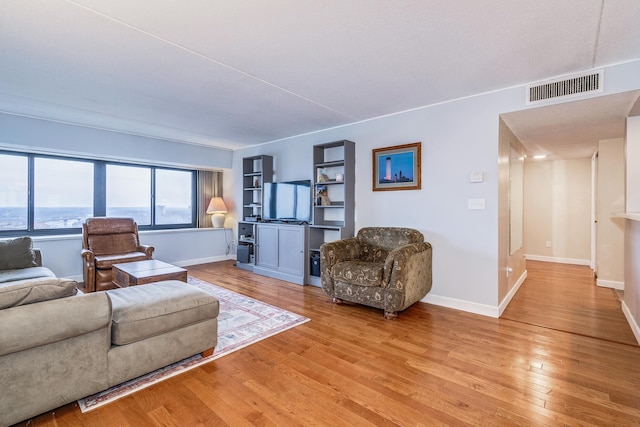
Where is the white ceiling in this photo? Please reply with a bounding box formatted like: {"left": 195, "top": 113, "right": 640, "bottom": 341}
{"left": 502, "top": 90, "right": 640, "bottom": 159}
{"left": 1, "top": 0, "right": 640, "bottom": 154}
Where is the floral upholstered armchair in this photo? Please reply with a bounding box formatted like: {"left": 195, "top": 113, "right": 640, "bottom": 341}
{"left": 320, "top": 227, "right": 432, "bottom": 319}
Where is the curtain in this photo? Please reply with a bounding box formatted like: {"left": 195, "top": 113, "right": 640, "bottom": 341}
{"left": 197, "top": 170, "right": 223, "bottom": 228}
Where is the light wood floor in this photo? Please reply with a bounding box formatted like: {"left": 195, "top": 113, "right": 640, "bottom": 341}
{"left": 502, "top": 260, "right": 638, "bottom": 346}
{"left": 18, "top": 260, "right": 640, "bottom": 426}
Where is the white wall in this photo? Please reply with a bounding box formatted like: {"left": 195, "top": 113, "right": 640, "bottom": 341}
{"left": 596, "top": 138, "right": 625, "bottom": 287}
{"left": 0, "top": 113, "right": 233, "bottom": 170}
{"left": 627, "top": 117, "right": 640, "bottom": 212}
{"left": 497, "top": 120, "right": 527, "bottom": 313}
{"left": 622, "top": 116, "right": 640, "bottom": 342}
{"left": 233, "top": 59, "right": 640, "bottom": 316}
{"left": 235, "top": 93, "right": 508, "bottom": 314}
{"left": 523, "top": 159, "right": 591, "bottom": 264}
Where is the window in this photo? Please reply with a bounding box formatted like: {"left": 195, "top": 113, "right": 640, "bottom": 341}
{"left": 106, "top": 165, "right": 151, "bottom": 226}
{"left": 0, "top": 153, "right": 28, "bottom": 231}
{"left": 155, "top": 169, "right": 193, "bottom": 225}
{"left": 0, "top": 150, "right": 197, "bottom": 235}
{"left": 34, "top": 157, "right": 94, "bottom": 229}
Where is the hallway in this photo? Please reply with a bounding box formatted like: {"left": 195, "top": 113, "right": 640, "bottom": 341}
{"left": 502, "top": 260, "right": 638, "bottom": 346}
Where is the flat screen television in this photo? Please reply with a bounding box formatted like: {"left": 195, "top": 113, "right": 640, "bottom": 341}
{"left": 263, "top": 180, "right": 311, "bottom": 223}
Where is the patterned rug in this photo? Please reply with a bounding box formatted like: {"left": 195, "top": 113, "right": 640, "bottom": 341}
{"left": 78, "top": 276, "right": 309, "bottom": 412}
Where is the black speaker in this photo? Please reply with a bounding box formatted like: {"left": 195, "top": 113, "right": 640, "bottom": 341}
{"left": 310, "top": 253, "right": 321, "bottom": 277}
{"left": 237, "top": 244, "right": 252, "bottom": 263}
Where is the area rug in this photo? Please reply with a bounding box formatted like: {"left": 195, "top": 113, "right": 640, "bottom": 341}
{"left": 78, "top": 276, "right": 309, "bottom": 412}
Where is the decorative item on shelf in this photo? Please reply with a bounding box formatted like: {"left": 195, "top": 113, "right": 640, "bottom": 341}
{"left": 316, "top": 185, "right": 331, "bottom": 206}
{"left": 206, "top": 197, "right": 228, "bottom": 228}
{"left": 317, "top": 169, "right": 329, "bottom": 183}
{"left": 335, "top": 173, "right": 344, "bottom": 182}
{"left": 254, "top": 178, "right": 260, "bottom": 188}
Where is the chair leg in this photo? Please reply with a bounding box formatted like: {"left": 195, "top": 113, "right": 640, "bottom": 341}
{"left": 384, "top": 310, "right": 398, "bottom": 320}
{"left": 332, "top": 297, "right": 343, "bottom": 304}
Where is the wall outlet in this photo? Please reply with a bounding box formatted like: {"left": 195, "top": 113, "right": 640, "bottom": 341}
{"left": 545, "top": 241, "right": 551, "bottom": 248}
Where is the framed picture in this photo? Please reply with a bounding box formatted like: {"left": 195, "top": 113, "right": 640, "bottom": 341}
{"left": 372, "top": 142, "right": 422, "bottom": 191}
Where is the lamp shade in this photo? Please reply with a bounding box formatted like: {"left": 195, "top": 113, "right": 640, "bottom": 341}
{"left": 206, "top": 197, "right": 227, "bottom": 214}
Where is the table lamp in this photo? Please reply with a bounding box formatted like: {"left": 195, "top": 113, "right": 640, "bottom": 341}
{"left": 206, "top": 197, "right": 227, "bottom": 228}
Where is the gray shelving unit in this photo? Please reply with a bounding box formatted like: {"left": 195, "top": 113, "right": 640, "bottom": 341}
{"left": 308, "top": 140, "right": 355, "bottom": 286}
{"left": 237, "top": 155, "right": 273, "bottom": 271}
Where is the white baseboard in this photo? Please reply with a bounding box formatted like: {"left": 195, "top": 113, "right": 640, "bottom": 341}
{"left": 596, "top": 279, "right": 624, "bottom": 290}
{"left": 524, "top": 254, "right": 591, "bottom": 266}
{"left": 498, "top": 270, "right": 527, "bottom": 316}
{"left": 422, "top": 294, "right": 499, "bottom": 318}
{"left": 621, "top": 301, "right": 640, "bottom": 345}
{"left": 173, "top": 255, "right": 235, "bottom": 267}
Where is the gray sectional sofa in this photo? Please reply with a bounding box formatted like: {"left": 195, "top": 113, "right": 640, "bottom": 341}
{"left": 0, "top": 237, "right": 219, "bottom": 426}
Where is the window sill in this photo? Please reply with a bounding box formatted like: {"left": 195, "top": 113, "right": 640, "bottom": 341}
{"left": 28, "top": 227, "right": 231, "bottom": 242}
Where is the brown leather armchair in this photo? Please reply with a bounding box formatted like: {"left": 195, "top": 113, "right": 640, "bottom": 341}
{"left": 81, "top": 217, "right": 154, "bottom": 292}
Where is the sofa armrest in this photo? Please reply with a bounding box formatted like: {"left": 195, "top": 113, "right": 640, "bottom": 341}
{"left": 319, "top": 237, "right": 360, "bottom": 295}
{"left": 0, "top": 292, "right": 111, "bottom": 357}
{"left": 137, "top": 244, "right": 154, "bottom": 258}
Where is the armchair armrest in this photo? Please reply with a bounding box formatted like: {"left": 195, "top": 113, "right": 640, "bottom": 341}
{"left": 320, "top": 238, "right": 360, "bottom": 265}
{"left": 382, "top": 242, "right": 433, "bottom": 311}
{"left": 137, "top": 244, "right": 154, "bottom": 258}
{"left": 319, "top": 237, "right": 360, "bottom": 295}
{"left": 382, "top": 242, "right": 432, "bottom": 288}
{"left": 81, "top": 248, "right": 95, "bottom": 263}
{"left": 81, "top": 249, "right": 96, "bottom": 292}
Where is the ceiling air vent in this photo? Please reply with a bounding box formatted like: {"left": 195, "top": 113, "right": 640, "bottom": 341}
{"left": 526, "top": 70, "right": 603, "bottom": 105}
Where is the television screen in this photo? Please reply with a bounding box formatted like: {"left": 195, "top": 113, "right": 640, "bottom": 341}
{"left": 263, "top": 180, "right": 311, "bottom": 222}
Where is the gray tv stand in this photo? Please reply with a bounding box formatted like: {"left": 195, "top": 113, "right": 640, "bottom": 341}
{"left": 252, "top": 222, "right": 308, "bottom": 285}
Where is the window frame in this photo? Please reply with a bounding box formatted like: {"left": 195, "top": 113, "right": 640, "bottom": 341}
{"left": 0, "top": 150, "right": 198, "bottom": 237}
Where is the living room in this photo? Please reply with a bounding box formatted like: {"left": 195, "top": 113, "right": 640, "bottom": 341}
{"left": 5, "top": 61, "right": 640, "bottom": 318}
{"left": 2, "top": 1, "right": 640, "bottom": 425}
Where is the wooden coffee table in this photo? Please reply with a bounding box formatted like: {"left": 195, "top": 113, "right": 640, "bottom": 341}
{"left": 112, "top": 260, "right": 187, "bottom": 288}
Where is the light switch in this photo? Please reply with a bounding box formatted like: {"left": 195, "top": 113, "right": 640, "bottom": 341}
{"left": 468, "top": 198, "right": 485, "bottom": 209}
{"left": 470, "top": 172, "right": 484, "bottom": 183}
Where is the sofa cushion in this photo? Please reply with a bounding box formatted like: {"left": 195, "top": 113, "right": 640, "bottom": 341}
{"left": 85, "top": 217, "right": 137, "bottom": 235}
{"left": 331, "top": 261, "right": 384, "bottom": 287}
{"left": 0, "top": 275, "right": 78, "bottom": 309}
{"left": 0, "top": 291, "right": 110, "bottom": 356}
{"left": 88, "top": 234, "right": 139, "bottom": 256}
{"left": 94, "top": 252, "right": 149, "bottom": 269}
{"left": 0, "top": 237, "right": 37, "bottom": 270}
{"left": 357, "top": 227, "right": 424, "bottom": 250}
{"left": 107, "top": 280, "right": 219, "bottom": 346}
{"left": 0, "top": 266, "right": 55, "bottom": 284}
